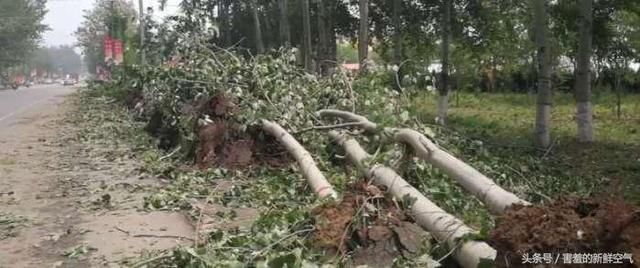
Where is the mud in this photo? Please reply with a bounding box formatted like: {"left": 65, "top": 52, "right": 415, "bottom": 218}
{"left": 489, "top": 196, "right": 640, "bottom": 267}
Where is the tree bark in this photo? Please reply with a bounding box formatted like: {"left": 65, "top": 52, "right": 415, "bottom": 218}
{"left": 574, "top": 0, "right": 594, "bottom": 142}
{"left": 219, "top": 0, "right": 231, "bottom": 46}
{"left": 329, "top": 131, "right": 497, "bottom": 268}
{"left": 261, "top": 120, "right": 337, "bottom": 199}
{"left": 392, "top": 0, "right": 402, "bottom": 65}
{"left": 394, "top": 129, "right": 528, "bottom": 214}
{"left": 533, "top": 0, "right": 552, "bottom": 149}
{"left": 301, "top": 0, "right": 313, "bottom": 72}
{"left": 250, "top": 0, "right": 264, "bottom": 54}
{"left": 358, "top": 0, "right": 370, "bottom": 72}
{"left": 278, "top": 0, "right": 290, "bottom": 47}
{"left": 317, "top": 110, "right": 528, "bottom": 214}
{"left": 437, "top": 0, "right": 452, "bottom": 125}
{"left": 317, "top": 0, "right": 328, "bottom": 75}
{"left": 327, "top": 1, "right": 337, "bottom": 72}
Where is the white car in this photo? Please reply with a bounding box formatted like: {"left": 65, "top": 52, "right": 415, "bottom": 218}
{"left": 63, "top": 79, "right": 75, "bottom": 86}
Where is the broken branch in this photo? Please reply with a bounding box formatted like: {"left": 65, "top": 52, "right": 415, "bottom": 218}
{"left": 315, "top": 109, "right": 378, "bottom": 133}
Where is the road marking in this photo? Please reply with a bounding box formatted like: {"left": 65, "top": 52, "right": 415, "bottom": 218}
{"left": 0, "top": 96, "right": 51, "bottom": 122}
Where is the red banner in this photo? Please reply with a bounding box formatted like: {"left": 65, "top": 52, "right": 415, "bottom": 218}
{"left": 103, "top": 37, "right": 113, "bottom": 62}
{"left": 113, "top": 39, "right": 123, "bottom": 65}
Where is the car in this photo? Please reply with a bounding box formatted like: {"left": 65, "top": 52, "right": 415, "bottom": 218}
{"left": 44, "top": 79, "right": 53, "bottom": 84}
{"left": 63, "top": 79, "right": 75, "bottom": 86}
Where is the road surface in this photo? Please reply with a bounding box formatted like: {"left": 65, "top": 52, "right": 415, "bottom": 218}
{"left": 0, "top": 84, "right": 76, "bottom": 129}
{"left": 0, "top": 85, "right": 192, "bottom": 267}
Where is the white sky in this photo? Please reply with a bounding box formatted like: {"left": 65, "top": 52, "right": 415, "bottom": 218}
{"left": 43, "top": 0, "right": 181, "bottom": 47}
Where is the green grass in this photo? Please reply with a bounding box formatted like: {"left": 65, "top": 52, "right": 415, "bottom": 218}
{"left": 411, "top": 91, "right": 640, "bottom": 204}
{"left": 0, "top": 158, "right": 16, "bottom": 166}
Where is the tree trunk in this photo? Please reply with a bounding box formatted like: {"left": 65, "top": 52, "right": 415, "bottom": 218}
{"left": 392, "top": 0, "right": 402, "bottom": 65}
{"left": 250, "top": 0, "right": 264, "bottom": 54}
{"left": 394, "top": 129, "right": 528, "bottom": 214}
{"left": 261, "top": 120, "right": 337, "bottom": 199}
{"left": 219, "top": 0, "right": 231, "bottom": 47}
{"left": 329, "top": 131, "right": 497, "bottom": 268}
{"left": 533, "top": 0, "right": 552, "bottom": 149}
{"left": 574, "top": 0, "right": 594, "bottom": 142}
{"left": 317, "top": 0, "right": 328, "bottom": 75}
{"left": 278, "top": 0, "right": 290, "bottom": 47}
{"left": 615, "top": 67, "right": 621, "bottom": 119}
{"left": 358, "top": 0, "right": 370, "bottom": 72}
{"left": 317, "top": 110, "right": 528, "bottom": 214}
{"left": 437, "top": 0, "right": 451, "bottom": 125}
{"left": 327, "top": 1, "right": 337, "bottom": 72}
{"left": 301, "top": 0, "right": 313, "bottom": 72}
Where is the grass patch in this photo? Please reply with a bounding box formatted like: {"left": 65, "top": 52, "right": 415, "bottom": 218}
{"left": 412, "top": 91, "right": 640, "bottom": 204}
{"left": 0, "top": 157, "right": 16, "bottom": 166}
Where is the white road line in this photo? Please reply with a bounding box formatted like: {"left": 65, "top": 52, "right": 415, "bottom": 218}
{"left": 0, "top": 96, "right": 52, "bottom": 122}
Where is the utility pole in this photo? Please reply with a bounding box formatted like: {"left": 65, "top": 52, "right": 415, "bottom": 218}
{"left": 138, "top": 0, "right": 145, "bottom": 66}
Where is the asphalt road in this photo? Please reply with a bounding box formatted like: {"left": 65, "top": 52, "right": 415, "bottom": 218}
{"left": 0, "top": 84, "right": 77, "bottom": 129}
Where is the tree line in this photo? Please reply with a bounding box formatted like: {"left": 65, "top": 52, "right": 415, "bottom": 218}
{"left": 77, "top": 0, "right": 640, "bottom": 148}
{"left": 0, "top": 0, "right": 47, "bottom": 81}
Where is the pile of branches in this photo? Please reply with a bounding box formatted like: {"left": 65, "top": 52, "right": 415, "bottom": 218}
{"left": 114, "top": 44, "right": 364, "bottom": 165}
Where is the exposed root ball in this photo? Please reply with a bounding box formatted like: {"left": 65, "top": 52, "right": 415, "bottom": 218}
{"left": 194, "top": 95, "right": 291, "bottom": 169}
{"left": 311, "top": 182, "right": 429, "bottom": 267}
{"left": 489, "top": 196, "right": 640, "bottom": 267}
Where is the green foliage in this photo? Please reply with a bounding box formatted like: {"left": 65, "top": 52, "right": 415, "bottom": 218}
{"left": 0, "top": 0, "right": 48, "bottom": 77}
{"left": 413, "top": 91, "right": 640, "bottom": 204}
{"left": 75, "top": 0, "right": 138, "bottom": 74}
{"left": 336, "top": 42, "right": 358, "bottom": 64}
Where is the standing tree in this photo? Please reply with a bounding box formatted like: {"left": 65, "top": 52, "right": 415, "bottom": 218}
{"left": 392, "top": 0, "right": 403, "bottom": 65}
{"left": 316, "top": 0, "right": 329, "bottom": 75}
{"left": 219, "top": 0, "right": 231, "bottom": 47}
{"left": 250, "top": 0, "right": 265, "bottom": 54}
{"left": 75, "top": 0, "right": 137, "bottom": 74}
{"left": 278, "top": 0, "right": 290, "bottom": 47}
{"left": 358, "top": 0, "right": 370, "bottom": 71}
{"left": 437, "top": 0, "right": 452, "bottom": 125}
{"left": 574, "top": 0, "right": 594, "bottom": 142}
{"left": 0, "top": 0, "right": 47, "bottom": 79}
{"left": 301, "top": 0, "right": 313, "bottom": 72}
{"left": 534, "top": 0, "right": 552, "bottom": 148}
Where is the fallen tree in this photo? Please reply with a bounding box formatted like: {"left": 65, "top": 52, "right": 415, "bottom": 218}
{"left": 261, "top": 119, "right": 338, "bottom": 199}
{"left": 393, "top": 129, "right": 528, "bottom": 214}
{"left": 329, "top": 130, "right": 496, "bottom": 268}
{"left": 319, "top": 110, "right": 528, "bottom": 214}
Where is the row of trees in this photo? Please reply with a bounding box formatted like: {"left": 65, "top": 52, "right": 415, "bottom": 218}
{"left": 95, "top": 0, "right": 639, "bottom": 148}
{"left": 0, "top": 0, "right": 48, "bottom": 80}
{"left": 78, "top": 0, "right": 640, "bottom": 147}
{"left": 28, "top": 45, "right": 83, "bottom": 76}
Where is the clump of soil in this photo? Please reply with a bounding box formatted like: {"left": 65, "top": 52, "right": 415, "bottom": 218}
{"left": 194, "top": 95, "right": 290, "bottom": 169}
{"left": 489, "top": 196, "right": 640, "bottom": 267}
{"left": 311, "top": 181, "right": 429, "bottom": 267}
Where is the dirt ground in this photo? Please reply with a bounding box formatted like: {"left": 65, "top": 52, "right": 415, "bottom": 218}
{"left": 0, "top": 93, "right": 193, "bottom": 267}
{"left": 489, "top": 196, "right": 640, "bottom": 267}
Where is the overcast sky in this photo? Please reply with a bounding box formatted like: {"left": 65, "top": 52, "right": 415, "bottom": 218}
{"left": 43, "top": 0, "right": 181, "bottom": 47}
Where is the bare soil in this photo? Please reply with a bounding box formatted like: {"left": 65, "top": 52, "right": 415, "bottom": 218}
{"left": 311, "top": 181, "right": 429, "bottom": 267}
{"left": 0, "top": 94, "right": 193, "bottom": 267}
{"left": 191, "top": 94, "right": 290, "bottom": 169}
{"left": 489, "top": 196, "right": 640, "bottom": 267}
